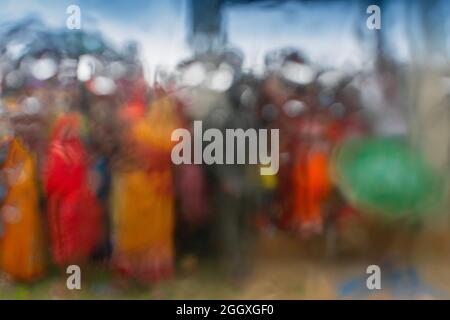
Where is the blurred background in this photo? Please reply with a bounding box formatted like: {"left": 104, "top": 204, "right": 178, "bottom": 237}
{"left": 0, "top": 0, "right": 449, "bottom": 299}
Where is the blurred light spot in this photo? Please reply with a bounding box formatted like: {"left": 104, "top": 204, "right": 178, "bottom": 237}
{"left": 181, "top": 62, "right": 206, "bottom": 87}
{"left": 6, "top": 43, "right": 26, "bottom": 60}
{"left": 22, "top": 97, "right": 42, "bottom": 114}
{"left": 317, "top": 70, "right": 344, "bottom": 88}
{"left": 240, "top": 86, "right": 256, "bottom": 108}
{"left": 5, "top": 70, "right": 24, "bottom": 89}
{"left": 92, "top": 76, "right": 116, "bottom": 95}
{"left": 30, "top": 58, "right": 57, "bottom": 80}
{"left": 281, "top": 61, "right": 315, "bottom": 85}
{"left": 283, "top": 100, "right": 307, "bottom": 117}
{"left": 78, "top": 55, "right": 100, "bottom": 82}
{"left": 208, "top": 66, "right": 234, "bottom": 92}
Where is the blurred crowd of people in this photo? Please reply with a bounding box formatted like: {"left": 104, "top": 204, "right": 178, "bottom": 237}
{"left": 0, "top": 19, "right": 435, "bottom": 285}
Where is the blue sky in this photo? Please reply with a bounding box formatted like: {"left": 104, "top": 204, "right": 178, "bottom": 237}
{"left": 0, "top": 0, "right": 189, "bottom": 74}
{"left": 0, "top": 0, "right": 447, "bottom": 73}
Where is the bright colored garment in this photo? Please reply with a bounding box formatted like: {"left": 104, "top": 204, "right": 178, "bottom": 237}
{"left": 0, "top": 138, "right": 45, "bottom": 281}
{"left": 112, "top": 95, "right": 180, "bottom": 283}
{"left": 44, "top": 113, "right": 103, "bottom": 266}
{"left": 292, "top": 149, "right": 332, "bottom": 235}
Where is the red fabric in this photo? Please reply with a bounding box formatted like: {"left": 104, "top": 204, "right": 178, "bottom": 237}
{"left": 290, "top": 150, "right": 331, "bottom": 235}
{"left": 45, "top": 114, "right": 102, "bottom": 266}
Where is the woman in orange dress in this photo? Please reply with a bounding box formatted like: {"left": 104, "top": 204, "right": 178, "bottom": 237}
{"left": 0, "top": 135, "right": 46, "bottom": 281}
{"left": 291, "top": 143, "right": 332, "bottom": 237}
{"left": 112, "top": 90, "right": 180, "bottom": 283}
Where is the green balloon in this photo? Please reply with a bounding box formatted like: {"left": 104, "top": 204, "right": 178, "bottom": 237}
{"left": 332, "top": 138, "right": 446, "bottom": 217}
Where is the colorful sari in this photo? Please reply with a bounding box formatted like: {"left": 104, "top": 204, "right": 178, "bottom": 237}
{"left": 44, "top": 113, "right": 103, "bottom": 266}
{"left": 0, "top": 138, "right": 45, "bottom": 281}
{"left": 292, "top": 148, "right": 332, "bottom": 236}
{"left": 112, "top": 94, "right": 180, "bottom": 283}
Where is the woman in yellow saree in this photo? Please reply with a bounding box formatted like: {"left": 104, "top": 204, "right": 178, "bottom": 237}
{"left": 112, "top": 90, "right": 180, "bottom": 283}
{"left": 0, "top": 136, "right": 45, "bottom": 282}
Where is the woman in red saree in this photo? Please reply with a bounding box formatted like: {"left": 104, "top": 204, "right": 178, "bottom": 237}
{"left": 44, "top": 112, "right": 103, "bottom": 266}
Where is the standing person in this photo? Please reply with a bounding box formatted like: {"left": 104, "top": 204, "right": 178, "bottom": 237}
{"left": 291, "top": 121, "right": 333, "bottom": 238}
{"left": 207, "top": 101, "right": 261, "bottom": 280}
{"left": 171, "top": 60, "right": 212, "bottom": 265}
{"left": 87, "top": 95, "right": 121, "bottom": 262}
{"left": 111, "top": 87, "right": 180, "bottom": 283}
{"left": 259, "top": 48, "right": 328, "bottom": 237}
{"left": 204, "top": 56, "right": 261, "bottom": 280}
{"left": 44, "top": 107, "right": 103, "bottom": 267}
{"left": 0, "top": 97, "right": 46, "bottom": 281}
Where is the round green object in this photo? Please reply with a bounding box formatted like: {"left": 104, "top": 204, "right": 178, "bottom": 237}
{"left": 332, "top": 137, "right": 446, "bottom": 217}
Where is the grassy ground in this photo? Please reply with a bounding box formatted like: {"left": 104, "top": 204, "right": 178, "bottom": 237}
{"left": 1, "top": 220, "right": 450, "bottom": 299}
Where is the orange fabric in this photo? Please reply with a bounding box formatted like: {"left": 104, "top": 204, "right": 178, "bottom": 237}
{"left": 0, "top": 139, "right": 45, "bottom": 281}
{"left": 112, "top": 95, "right": 180, "bottom": 283}
{"left": 292, "top": 150, "right": 332, "bottom": 231}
